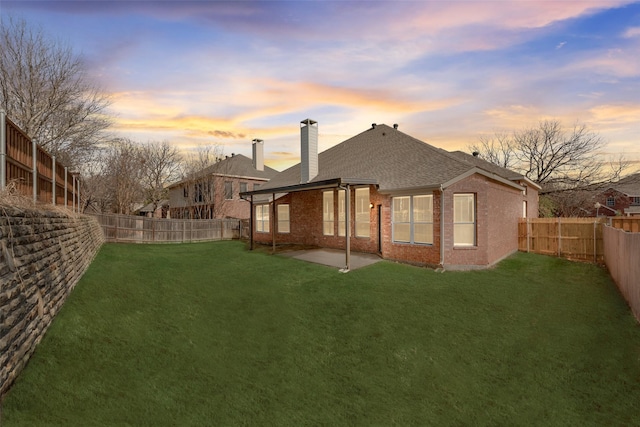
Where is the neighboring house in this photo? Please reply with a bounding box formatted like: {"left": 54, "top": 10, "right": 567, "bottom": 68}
{"left": 138, "top": 199, "right": 169, "bottom": 218}
{"left": 168, "top": 140, "right": 278, "bottom": 219}
{"left": 596, "top": 173, "right": 640, "bottom": 217}
{"left": 242, "top": 120, "right": 539, "bottom": 270}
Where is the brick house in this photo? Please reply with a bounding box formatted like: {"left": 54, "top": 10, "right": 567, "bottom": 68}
{"left": 242, "top": 120, "right": 539, "bottom": 270}
{"left": 595, "top": 173, "right": 640, "bottom": 217}
{"left": 168, "top": 140, "right": 278, "bottom": 219}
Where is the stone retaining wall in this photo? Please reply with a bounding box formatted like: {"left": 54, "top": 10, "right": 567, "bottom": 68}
{"left": 0, "top": 206, "right": 104, "bottom": 398}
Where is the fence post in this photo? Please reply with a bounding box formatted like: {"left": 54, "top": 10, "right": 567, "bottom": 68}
{"left": 77, "top": 175, "right": 81, "bottom": 213}
{"left": 557, "top": 217, "right": 562, "bottom": 257}
{"left": 32, "top": 139, "right": 38, "bottom": 204}
{"left": 0, "top": 110, "right": 6, "bottom": 191}
{"left": 526, "top": 218, "right": 530, "bottom": 253}
{"left": 52, "top": 155, "right": 56, "bottom": 205}
{"left": 64, "top": 167, "right": 68, "bottom": 208}
{"left": 593, "top": 221, "right": 597, "bottom": 264}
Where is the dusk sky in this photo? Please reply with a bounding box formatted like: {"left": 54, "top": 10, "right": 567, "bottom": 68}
{"left": 2, "top": 0, "right": 640, "bottom": 171}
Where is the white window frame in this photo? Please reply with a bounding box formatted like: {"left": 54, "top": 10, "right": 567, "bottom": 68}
{"left": 453, "top": 193, "right": 476, "bottom": 247}
{"left": 392, "top": 195, "right": 433, "bottom": 244}
{"left": 277, "top": 204, "right": 290, "bottom": 234}
{"left": 256, "top": 204, "right": 269, "bottom": 233}
{"left": 355, "top": 187, "right": 370, "bottom": 238}
{"left": 323, "top": 191, "right": 334, "bottom": 236}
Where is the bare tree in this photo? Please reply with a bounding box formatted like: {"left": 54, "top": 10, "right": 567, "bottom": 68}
{"left": 180, "top": 145, "right": 229, "bottom": 219}
{"left": 102, "top": 139, "right": 144, "bottom": 215}
{"left": 0, "top": 16, "right": 111, "bottom": 166}
{"left": 140, "top": 140, "right": 182, "bottom": 214}
{"left": 470, "top": 131, "right": 517, "bottom": 169}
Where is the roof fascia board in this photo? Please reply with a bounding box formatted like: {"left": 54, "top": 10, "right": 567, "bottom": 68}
{"left": 378, "top": 185, "right": 441, "bottom": 196}
{"left": 241, "top": 177, "right": 378, "bottom": 197}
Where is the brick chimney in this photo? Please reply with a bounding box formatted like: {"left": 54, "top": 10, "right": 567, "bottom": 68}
{"left": 252, "top": 139, "right": 264, "bottom": 171}
{"left": 300, "top": 119, "right": 318, "bottom": 183}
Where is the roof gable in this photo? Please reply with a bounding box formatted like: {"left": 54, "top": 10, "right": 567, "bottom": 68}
{"left": 169, "top": 154, "right": 278, "bottom": 188}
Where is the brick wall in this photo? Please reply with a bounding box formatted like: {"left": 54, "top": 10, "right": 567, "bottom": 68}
{"left": 252, "top": 175, "right": 534, "bottom": 269}
{"left": 0, "top": 207, "right": 104, "bottom": 398}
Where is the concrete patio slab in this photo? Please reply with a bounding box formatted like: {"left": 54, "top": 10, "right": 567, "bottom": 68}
{"left": 280, "top": 248, "right": 382, "bottom": 271}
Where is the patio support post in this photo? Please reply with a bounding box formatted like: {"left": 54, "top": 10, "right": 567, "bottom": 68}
{"left": 272, "top": 193, "right": 276, "bottom": 253}
{"left": 439, "top": 185, "right": 445, "bottom": 268}
{"left": 64, "top": 167, "right": 68, "bottom": 208}
{"left": 249, "top": 195, "right": 254, "bottom": 250}
{"left": 342, "top": 184, "right": 351, "bottom": 272}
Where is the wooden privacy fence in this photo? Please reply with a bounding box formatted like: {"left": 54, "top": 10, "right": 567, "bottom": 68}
{"left": 518, "top": 217, "right": 607, "bottom": 263}
{"left": 603, "top": 225, "right": 640, "bottom": 322}
{"left": 0, "top": 111, "right": 80, "bottom": 209}
{"left": 610, "top": 217, "right": 640, "bottom": 233}
{"left": 92, "top": 214, "right": 246, "bottom": 243}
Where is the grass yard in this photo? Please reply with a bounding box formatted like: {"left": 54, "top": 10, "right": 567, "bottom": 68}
{"left": 2, "top": 241, "right": 640, "bottom": 426}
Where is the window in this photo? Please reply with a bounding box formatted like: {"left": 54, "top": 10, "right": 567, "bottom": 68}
{"left": 606, "top": 197, "right": 615, "bottom": 207}
{"left": 183, "top": 186, "right": 188, "bottom": 198}
{"left": 631, "top": 197, "right": 640, "bottom": 206}
{"left": 278, "top": 204, "right": 290, "bottom": 233}
{"left": 522, "top": 201, "right": 527, "bottom": 218}
{"left": 240, "top": 182, "right": 248, "bottom": 194}
{"left": 256, "top": 205, "right": 269, "bottom": 233}
{"left": 338, "top": 189, "right": 346, "bottom": 236}
{"left": 194, "top": 183, "right": 204, "bottom": 203}
{"left": 392, "top": 195, "right": 433, "bottom": 244}
{"left": 454, "top": 194, "right": 475, "bottom": 246}
{"left": 355, "top": 188, "right": 370, "bottom": 238}
{"left": 253, "top": 184, "right": 260, "bottom": 191}
{"left": 323, "top": 191, "right": 334, "bottom": 235}
{"left": 224, "top": 181, "right": 233, "bottom": 200}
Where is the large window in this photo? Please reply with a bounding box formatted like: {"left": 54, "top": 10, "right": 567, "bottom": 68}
{"left": 256, "top": 205, "right": 269, "bottom": 233}
{"left": 240, "top": 182, "right": 248, "bottom": 194}
{"left": 323, "top": 191, "right": 334, "bottom": 235}
{"left": 278, "top": 204, "right": 290, "bottom": 233}
{"left": 392, "top": 195, "right": 433, "bottom": 244}
{"left": 355, "top": 188, "right": 370, "bottom": 238}
{"left": 224, "top": 181, "right": 233, "bottom": 200}
{"left": 338, "top": 189, "right": 346, "bottom": 236}
{"left": 631, "top": 197, "right": 640, "bottom": 206}
{"left": 453, "top": 194, "right": 475, "bottom": 246}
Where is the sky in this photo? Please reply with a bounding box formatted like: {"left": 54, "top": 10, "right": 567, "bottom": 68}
{"left": 2, "top": 0, "right": 640, "bottom": 171}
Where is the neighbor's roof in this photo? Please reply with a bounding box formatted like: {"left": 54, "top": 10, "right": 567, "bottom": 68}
{"left": 610, "top": 173, "right": 640, "bottom": 196}
{"left": 168, "top": 154, "right": 278, "bottom": 188}
{"left": 251, "top": 124, "right": 526, "bottom": 195}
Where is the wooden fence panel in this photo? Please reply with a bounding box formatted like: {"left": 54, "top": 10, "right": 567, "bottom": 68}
{"left": 91, "top": 214, "right": 242, "bottom": 244}
{"left": 610, "top": 218, "right": 640, "bottom": 232}
{"left": 519, "top": 218, "right": 606, "bottom": 263}
{"left": 603, "top": 226, "right": 640, "bottom": 323}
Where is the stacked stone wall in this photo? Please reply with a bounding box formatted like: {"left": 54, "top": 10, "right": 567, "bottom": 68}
{"left": 0, "top": 206, "right": 104, "bottom": 398}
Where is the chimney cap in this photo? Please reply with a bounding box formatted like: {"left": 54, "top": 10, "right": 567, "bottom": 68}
{"left": 252, "top": 138, "right": 263, "bottom": 143}
{"left": 301, "top": 118, "right": 317, "bottom": 126}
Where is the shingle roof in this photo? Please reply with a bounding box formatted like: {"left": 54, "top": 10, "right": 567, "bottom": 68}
{"left": 259, "top": 124, "right": 523, "bottom": 193}
{"left": 611, "top": 173, "right": 640, "bottom": 196}
{"left": 169, "top": 154, "right": 278, "bottom": 188}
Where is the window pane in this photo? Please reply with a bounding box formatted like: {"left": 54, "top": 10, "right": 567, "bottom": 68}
{"left": 323, "top": 191, "right": 334, "bottom": 235}
{"left": 413, "top": 195, "right": 432, "bottom": 222}
{"left": 414, "top": 223, "right": 433, "bottom": 244}
{"left": 278, "top": 205, "right": 290, "bottom": 233}
{"left": 393, "top": 223, "right": 410, "bottom": 242}
{"left": 355, "top": 188, "right": 370, "bottom": 237}
{"left": 454, "top": 224, "right": 474, "bottom": 246}
{"left": 454, "top": 194, "right": 474, "bottom": 222}
{"left": 393, "top": 196, "right": 410, "bottom": 222}
{"left": 224, "top": 181, "right": 233, "bottom": 199}
{"left": 338, "top": 190, "right": 345, "bottom": 236}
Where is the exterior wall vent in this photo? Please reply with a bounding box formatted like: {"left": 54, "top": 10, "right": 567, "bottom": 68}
{"left": 300, "top": 119, "right": 318, "bottom": 183}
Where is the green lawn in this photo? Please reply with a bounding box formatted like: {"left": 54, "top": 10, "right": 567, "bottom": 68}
{"left": 2, "top": 241, "right": 640, "bottom": 426}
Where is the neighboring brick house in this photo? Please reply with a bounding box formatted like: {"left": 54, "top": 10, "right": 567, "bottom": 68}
{"left": 168, "top": 140, "right": 278, "bottom": 219}
{"left": 242, "top": 120, "right": 539, "bottom": 270}
{"left": 596, "top": 173, "right": 640, "bottom": 217}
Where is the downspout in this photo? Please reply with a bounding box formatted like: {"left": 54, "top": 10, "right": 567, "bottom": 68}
{"left": 440, "top": 185, "right": 445, "bottom": 269}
